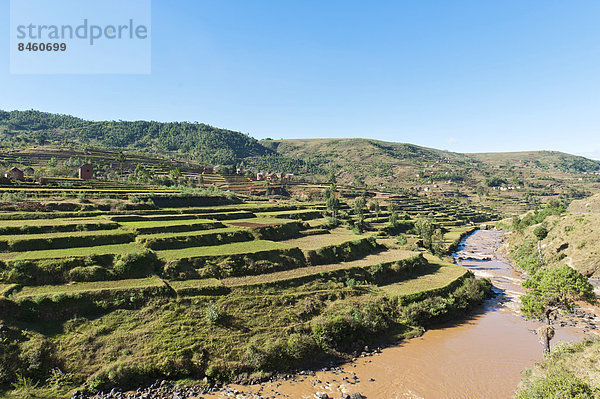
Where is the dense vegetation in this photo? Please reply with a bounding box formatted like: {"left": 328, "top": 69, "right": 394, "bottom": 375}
{"left": 0, "top": 110, "right": 319, "bottom": 174}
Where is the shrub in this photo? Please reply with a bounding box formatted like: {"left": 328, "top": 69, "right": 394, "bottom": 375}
{"left": 6, "top": 260, "right": 39, "bottom": 284}
{"left": 311, "top": 301, "right": 391, "bottom": 352}
{"left": 516, "top": 368, "right": 594, "bottom": 399}
{"left": 68, "top": 266, "right": 109, "bottom": 282}
{"left": 205, "top": 302, "right": 223, "bottom": 324}
{"left": 533, "top": 225, "right": 549, "bottom": 241}
{"left": 245, "top": 334, "right": 318, "bottom": 371}
{"left": 112, "top": 250, "right": 161, "bottom": 279}
{"left": 19, "top": 338, "right": 60, "bottom": 381}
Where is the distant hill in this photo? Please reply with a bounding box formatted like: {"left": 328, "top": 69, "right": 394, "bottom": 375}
{"left": 0, "top": 110, "right": 320, "bottom": 174}
{"left": 264, "top": 138, "right": 600, "bottom": 192}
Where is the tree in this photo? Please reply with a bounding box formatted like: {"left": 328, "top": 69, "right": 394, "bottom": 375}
{"left": 327, "top": 170, "right": 337, "bottom": 185}
{"left": 521, "top": 265, "right": 594, "bottom": 353}
{"left": 414, "top": 218, "right": 436, "bottom": 250}
{"left": 533, "top": 224, "right": 549, "bottom": 266}
{"left": 353, "top": 196, "right": 366, "bottom": 218}
{"left": 116, "top": 150, "right": 126, "bottom": 181}
{"left": 389, "top": 211, "right": 399, "bottom": 227}
{"left": 326, "top": 193, "right": 340, "bottom": 219}
{"left": 170, "top": 167, "right": 182, "bottom": 184}
{"left": 353, "top": 196, "right": 367, "bottom": 232}
{"left": 369, "top": 200, "right": 381, "bottom": 218}
{"left": 533, "top": 225, "right": 549, "bottom": 241}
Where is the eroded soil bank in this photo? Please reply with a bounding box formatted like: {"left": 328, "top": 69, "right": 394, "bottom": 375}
{"left": 201, "top": 230, "right": 598, "bottom": 399}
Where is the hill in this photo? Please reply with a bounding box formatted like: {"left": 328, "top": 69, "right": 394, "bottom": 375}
{"left": 0, "top": 110, "right": 319, "bottom": 175}
{"left": 266, "top": 138, "right": 600, "bottom": 211}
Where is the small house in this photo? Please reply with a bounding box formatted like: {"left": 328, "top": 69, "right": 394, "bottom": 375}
{"left": 256, "top": 172, "right": 264, "bottom": 181}
{"left": 284, "top": 173, "right": 294, "bottom": 180}
{"left": 4, "top": 167, "right": 24, "bottom": 181}
{"left": 79, "top": 164, "right": 93, "bottom": 180}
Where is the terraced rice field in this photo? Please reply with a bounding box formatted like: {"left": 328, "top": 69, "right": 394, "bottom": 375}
{"left": 0, "top": 197, "right": 481, "bottom": 300}
{"left": 0, "top": 193, "right": 497, "bottom": 399}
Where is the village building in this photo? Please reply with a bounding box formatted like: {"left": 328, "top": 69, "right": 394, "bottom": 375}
{"left": 79, "top": 164, "right": 93, "bottom": 180}
{"left": 4, "top": 167, "right": 24, "bottom": 181}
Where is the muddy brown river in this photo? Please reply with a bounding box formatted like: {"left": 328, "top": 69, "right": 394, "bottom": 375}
{"left": 206, "top": 230, "right": 599, "bottom": 399}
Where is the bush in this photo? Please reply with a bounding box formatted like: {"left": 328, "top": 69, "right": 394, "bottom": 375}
{"left": 306, "top": 237, "right": 379, "bottom": 266}
{"left": 205, "top": 302, "right": 223, "bottom": 324}
{"left": 5, "top": 260, "right": 39, "bottom": 284}
{"left": 112, "top": 250, "right": 161, "bottom": 279}
{"left": 533, "top": 225, "right": 549, "bottom": 241}
{"left": 68, "top": 266, "right": 109, "bottom": 282}
{"left": 516, "top": 368, "right": 594, "bottom": 399}
{"left": 245, "top": 333, "right": 318, "bottom": 371}
{"left": 19, "top": 338, "right": 60, "bottom": 381}
{"left": 311, "top": 301, "right": 391, "bottom": 352}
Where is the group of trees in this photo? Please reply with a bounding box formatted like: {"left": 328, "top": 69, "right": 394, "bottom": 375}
{"left": 0, "top": 110, "right": 318, "bottom": 175}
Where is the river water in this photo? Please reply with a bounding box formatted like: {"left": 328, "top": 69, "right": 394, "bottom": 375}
{"left": 206, "top": 230, "right": 598, "bottom": 399}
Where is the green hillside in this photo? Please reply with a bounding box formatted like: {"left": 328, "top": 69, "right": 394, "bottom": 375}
{"left": 0, "top": 110, "right": 319, "bottom": 174}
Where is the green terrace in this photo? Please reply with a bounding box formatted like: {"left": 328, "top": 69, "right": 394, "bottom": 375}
{"left": 156, "top": 239, "right": 292, "bottom": 261}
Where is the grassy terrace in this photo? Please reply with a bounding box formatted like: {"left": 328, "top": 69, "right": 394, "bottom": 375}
{"left": 12, "top": 276, "right": 165, "bottom": 299}
{"left": 224, "top": 217, "right": 297, "bottom": 226}
{"left": 0, "top": 217, "right": 113, "bottom": 227}
{"left": 9, "top": 242, "right": 141, "bottom": 260}
{"left": 0, "top": 228, "right": 131, "bottom": 242}
{"left": 136, "top": 227, "right": 243, "bottom": 239}
{"left": 157, "top": 240, "right": 292, "bottom": 260}
{"left": 379, "top": 255, "right": 468, "bottom": 297}
{"left": 223, "top": 249, "right": 417, "bottom": 287}
{"left": 119, "top": 219, "right": 219, "bottom": 229}
{"left": 281, "top": 227, "right": 369, "bottom": 250}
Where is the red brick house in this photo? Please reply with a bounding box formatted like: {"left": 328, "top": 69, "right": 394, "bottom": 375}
{"left": 79, "top": 164, "right": 93, "bottom": 180}
{"left": 4, "top": 167, "right": 24, "bottom": 181}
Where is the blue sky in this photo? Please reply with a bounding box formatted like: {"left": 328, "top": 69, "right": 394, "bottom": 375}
{"left": 1, "top": 1, "right": 599, "bottom": 158}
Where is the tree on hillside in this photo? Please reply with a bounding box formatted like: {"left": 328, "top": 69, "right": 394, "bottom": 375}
{"left": 353, "top": 196, "right": 367, "bottom": 232}
{"left": 116, "top": 150, "right": 126, "bottom": 181}
{"left": 369, "top": 200, "right": 381, "bottom": 218}
{"left": 326, "top": 193, "right": 340, "bottom": 219}
{"left": 533, "top": 224, "right": 549, "bottom": 266}
{"left": 327, "top": 170, "right": 337, "bottom": 185}
{"left": 389, "top": 211, "right": 399, "bottom": 227}
{"left": 521, "top": 265, "right": 594, "bottom": 353}
{"left": 170, "top": 167, "right": 182, "bottom": 184}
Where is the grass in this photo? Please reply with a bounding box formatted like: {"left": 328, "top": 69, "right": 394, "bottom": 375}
{"left": 168, "top": 278, "right": 223, "bottom": 291}
{"left": 9, "top": 242, "right": 142, "bottom": 260}
{"left": 281, "top": 227, "right": 368, "bottom": 250}
{"left": 136, "top": 227, "right": 243, "bottom": 239}
{"left": 0, "top": 217, "right": 113, "bottom": 227}
{"left": 13, "top": 276, "right": 164, "bottom": 298}
{"left": 119, "top": 219, "right": 218, "bottom": 229}
{"left": 157, "top": 240, "right": 292, "bottom": 260}
{"left": 224, "top": 217, "right": 295, "bottom": 226}
{"left": 379, "top": 255, "right": 468, "bottom": 297}
{"left": 0, "top": 228, "right": 131, "bottom": 242}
